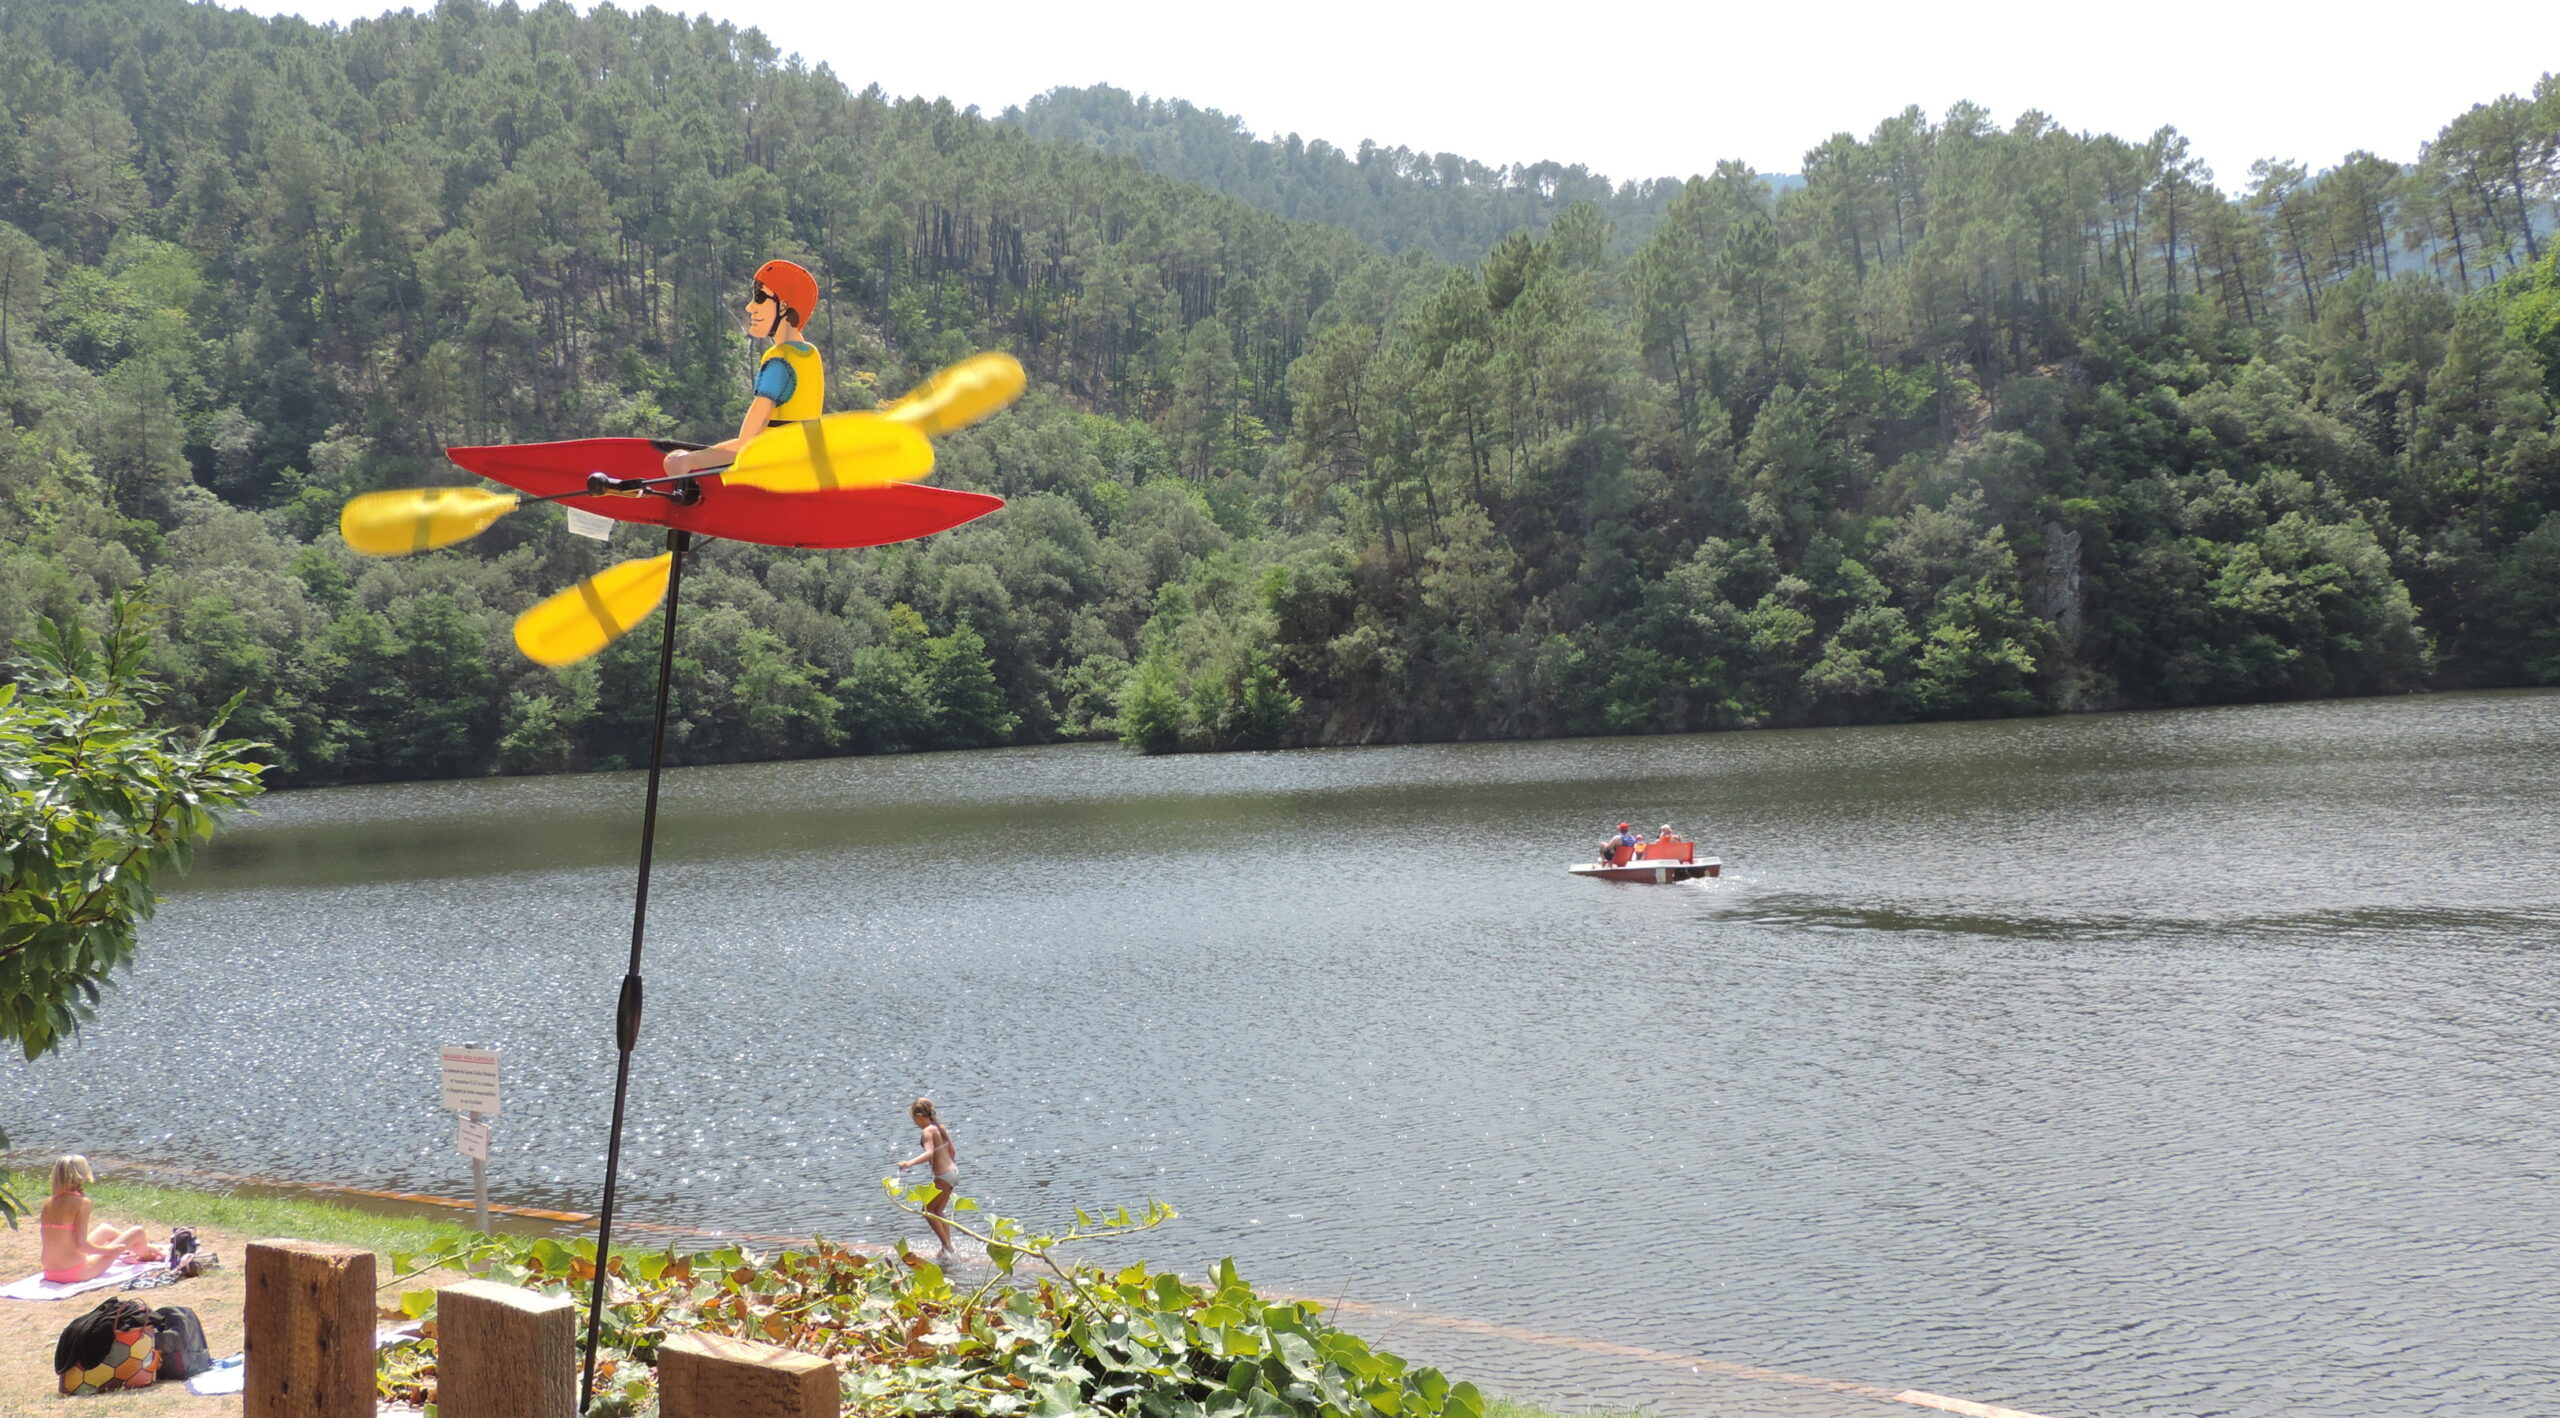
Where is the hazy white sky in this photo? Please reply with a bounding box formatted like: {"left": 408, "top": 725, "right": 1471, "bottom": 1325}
{"left": 250, "top": 0, "right": 2552, "bottom": 187}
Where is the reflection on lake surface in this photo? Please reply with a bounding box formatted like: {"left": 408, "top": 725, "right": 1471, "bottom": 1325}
{"left": 10, "top": 691, "right": 2560, "bottom": 1417}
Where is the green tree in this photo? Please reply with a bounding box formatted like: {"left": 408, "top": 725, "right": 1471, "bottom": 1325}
{"left": 922, "top": 622, "right": 1020, "bottom": 748}
{"left": 497, "top": 690, "right": 575, "bottom": 775}
{"left": 1910, "top": 585, "right": 2045, "bottom": 717}
{"left": 1116, "top": 644, "right": 1187, "bottom": 755}
{"left": 2503, "top": 245, "right": 2560, "bottom": 398}
{"left": 0, "top": 222, "right": 43, "bottom": 381}
{"left": 389, "top": 595, "right": 497, "bottom": 780}
{"left": 2477, "top": 513, "right": 2560, "bottom": 680}
{"left": 1221, "top": 650, "right": 1300, "bottom": 749}
{"left": 1738, "top": 384, "right": 1837, "bottom": 549}
{"left": 0, "top": 600, "right": 264, "bottom": 1222}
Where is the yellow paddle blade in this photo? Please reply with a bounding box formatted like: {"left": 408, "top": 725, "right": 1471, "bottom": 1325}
{"left": 511, "top": 553, "right": 674, "bottom": 667}
{"left": 340, "top": 487, "right": 521, "bottom": 557}
{"left": 881, "top": 351, "right": 1027, "bottom": 437}
{"left": 722, "top": 410, "right": 935, "bottom": 494}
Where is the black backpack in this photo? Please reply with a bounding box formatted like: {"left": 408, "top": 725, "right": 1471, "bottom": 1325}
{"left": 152, "top": 1306, "right": 214, "bottom": 1381}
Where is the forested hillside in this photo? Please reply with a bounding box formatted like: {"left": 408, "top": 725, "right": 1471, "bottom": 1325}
{"left": 1, "top": 0, "right": 2556, "bottom": 787}
{"left": 1001, "top": 84, "right": 1701, "bottom": 262}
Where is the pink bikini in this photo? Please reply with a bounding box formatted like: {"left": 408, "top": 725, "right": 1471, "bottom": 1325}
{"left": 39, "top": 1208, "right": 106, "bottom": 1274}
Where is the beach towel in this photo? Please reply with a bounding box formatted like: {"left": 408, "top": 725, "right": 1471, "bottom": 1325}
{"left": 186, "top": 1355, "right": 246, "bottom": 1396}
{"left": 0, "top": 1260, "right": 159, "bottom": 1301}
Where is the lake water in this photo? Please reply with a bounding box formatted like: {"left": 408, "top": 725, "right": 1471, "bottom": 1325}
{"left": 9, "top": 692, "right": 2560, "bottom": 1418}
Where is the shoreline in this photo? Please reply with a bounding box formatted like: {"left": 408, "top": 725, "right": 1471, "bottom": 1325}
{"left": 4, "top": 1165, "right": 1611, "bottom": 1417}
{"left": 197, "top": 683, "right": 2560, "bottom": 798}
{"left": 5, "top": 1163, "right": 2067, "bottom": 1418}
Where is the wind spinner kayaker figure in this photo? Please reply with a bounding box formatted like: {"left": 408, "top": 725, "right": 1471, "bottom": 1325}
{"left": 339, "top": 257, "right": 1025, "bottom": 1406}
{"left": 659, "top": 258, "right": 826, "bottom": 482}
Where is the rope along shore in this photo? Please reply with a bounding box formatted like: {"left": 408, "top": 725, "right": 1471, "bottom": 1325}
{"left": 1294, "top": 1294, "right": 2062, "bottom": 1418}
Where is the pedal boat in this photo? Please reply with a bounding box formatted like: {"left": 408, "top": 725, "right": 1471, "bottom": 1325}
{"left": 1570, "top": 838, "right": 1720, "bottom": 883}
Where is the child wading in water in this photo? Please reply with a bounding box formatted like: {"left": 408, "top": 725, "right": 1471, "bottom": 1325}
{"left": 896, "top": 1098, "right": 959, "bottom": 1263}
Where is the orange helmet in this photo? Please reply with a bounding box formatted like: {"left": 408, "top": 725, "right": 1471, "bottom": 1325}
{"left": 752, "top": 259, "right": 819, "bottom": 326}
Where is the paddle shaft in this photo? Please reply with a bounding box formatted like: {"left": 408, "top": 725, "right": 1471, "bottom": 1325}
{"left": 580, "top": 526, "right": 691, "bottom": 1408}
{"left": 517, "top": 466, "right": 720, "bottom": 509}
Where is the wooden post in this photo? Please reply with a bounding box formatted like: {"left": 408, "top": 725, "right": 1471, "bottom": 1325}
{"left": 438, "top": 1279, "right": 578, "bottom": 1418}
{"left": 656, "top": 1332, "right": 838, "bottom": 1418}
{"left": 245, "top": 1240, "right": 375, "bottom": 1418}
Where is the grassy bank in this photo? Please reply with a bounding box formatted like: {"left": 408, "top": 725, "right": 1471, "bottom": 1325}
{"left": 6, "top": 1166, "right": 485, "bottom": 1255}
{"left": 7, "top": 1167, "right": 1619, "bottom": 1418}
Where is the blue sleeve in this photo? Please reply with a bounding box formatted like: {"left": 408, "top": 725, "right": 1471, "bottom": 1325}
{"left": 752, "top": 356, "right": 796, "bottom": 408}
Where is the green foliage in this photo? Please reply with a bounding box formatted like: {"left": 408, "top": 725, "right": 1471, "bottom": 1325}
{"left": 1004, "top": 84, "right": 1699, "bottom": 264}
{"left": 2506, "top": 245, "right": 2560, "bottom": 399}
{"left": 1117, "top": 648, "right": 1188, "bottom": 754}
{"left": 2473, "top": 512, "right": 2560, "bottom": 680}
{"left": 386, "top": 1194, "right": 1485, "bottom": 1418}
{"left": 1116, "top": 568, "right": 1307, "bottom": 754}
{"left": 0, "top": 0, "right": 2554, "bottom": 788}
{"left": 0, "top": 597, "right": 265, "bottom": 1223}
{"left": 924, "top": 622, "right": 1022, "bottom": 748}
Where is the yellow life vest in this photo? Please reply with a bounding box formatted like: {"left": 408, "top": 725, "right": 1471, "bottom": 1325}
{"left": 759, "top": 341, "right": 825, "bottom": 423}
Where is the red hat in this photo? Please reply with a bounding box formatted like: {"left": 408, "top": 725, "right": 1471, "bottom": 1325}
{"left": 753, "top": 259, "right": 819, "bottom": 323}
{"left": 1618, "top": 823, "right": 1631, "bottom": 831}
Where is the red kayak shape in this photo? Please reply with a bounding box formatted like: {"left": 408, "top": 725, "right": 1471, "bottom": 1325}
{"left": 445, "top": 437, "right": 1003, "bottom": 549}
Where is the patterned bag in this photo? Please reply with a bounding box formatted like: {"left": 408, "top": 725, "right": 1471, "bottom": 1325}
{"left": 54, "top": 1296, "right": 161, "bottom": 1394}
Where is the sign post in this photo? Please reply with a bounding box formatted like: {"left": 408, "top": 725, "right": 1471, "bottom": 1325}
{"left": 440, "top": 1045, "right": 501, "bottom": 1234}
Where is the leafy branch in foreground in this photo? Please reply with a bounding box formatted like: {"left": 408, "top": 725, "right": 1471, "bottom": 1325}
{"left": 879, "top": 1174, "right": 1177, "bottom": 1316}
{"left": 388, "top": 1196, "right": 1483, "bottom": 1418}
{"left": 0, "top": 595, "right": 267, "bottom": 1224}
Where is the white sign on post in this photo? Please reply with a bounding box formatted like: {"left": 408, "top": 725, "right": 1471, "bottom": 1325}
{"left": 439, "top": 1046, "right": 501, "bottom": 1116}
{"left": 441, "top": 1045, "right": 500, "bottom": 1234}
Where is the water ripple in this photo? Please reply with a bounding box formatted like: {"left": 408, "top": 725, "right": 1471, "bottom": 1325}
{"left": 9, "top": 690, "right": 2560, "bottom": 1417}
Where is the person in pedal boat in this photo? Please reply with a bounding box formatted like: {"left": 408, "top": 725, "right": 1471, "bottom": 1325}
{"left": 660, "top": 258, "right": 825, "bottom": 480}
{"left": 37, "top": 1155, "right": 162, "bottom": 1284}
{"left": 1598, "top": 821, "right": 1639, "bottom": 864}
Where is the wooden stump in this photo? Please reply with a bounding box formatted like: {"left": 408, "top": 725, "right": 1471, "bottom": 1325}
{"left": 245, "top": 1239, "right": 375, "bottom": 1418}
{"left": 437, "top": 1279, "right": 578, "bottom": 1418}
{"left": 657, "top": 1331, "right": 839, "bottom": 1418}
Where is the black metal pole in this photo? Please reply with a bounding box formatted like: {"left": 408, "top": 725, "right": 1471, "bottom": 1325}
{"left": 580, "top": 527, "right": 690, "bottom": 1409}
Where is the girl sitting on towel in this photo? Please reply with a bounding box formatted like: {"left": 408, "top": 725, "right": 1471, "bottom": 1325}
{"left": 38, "top": 1156, "right": 161, "bottom": 1284}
